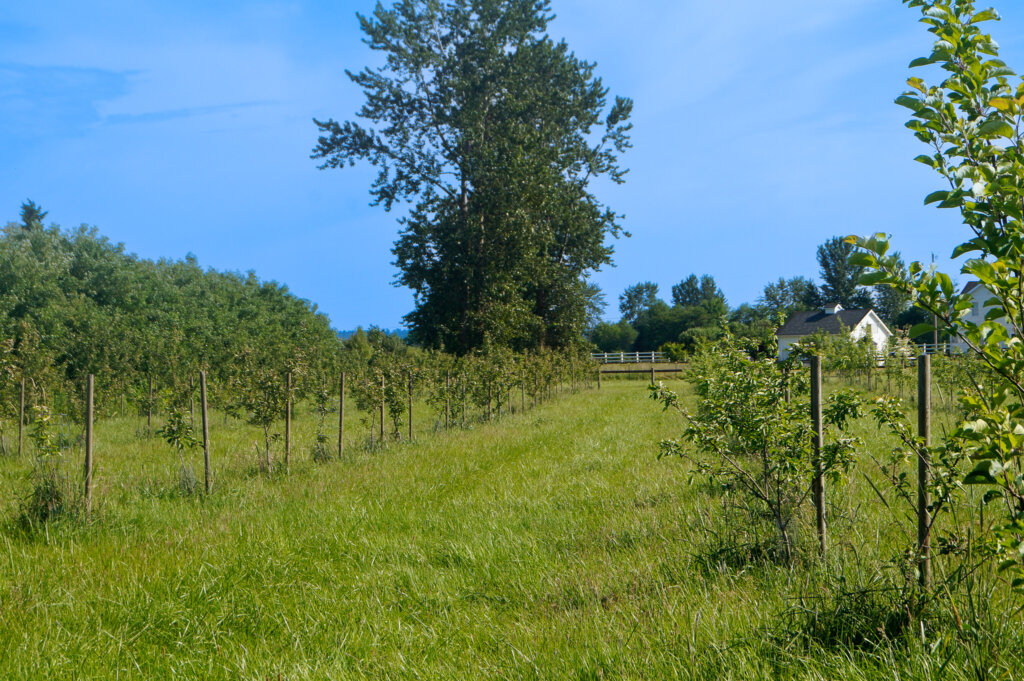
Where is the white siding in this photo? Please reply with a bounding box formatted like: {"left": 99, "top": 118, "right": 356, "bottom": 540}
{"left": 953, "top": 287, "right": 1009, "bottom": 352}
{"left": 776, "top": 311, "right": 892, "bottom": 361}
{"left": 777, "top": 335, "right": 802, "bottom": 361}
{"left": 851, "top": 311, "right": 892, "bottom": 356}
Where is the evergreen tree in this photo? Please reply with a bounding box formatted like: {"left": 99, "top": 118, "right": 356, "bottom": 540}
{"left": 817, "top": 236, "right": 873, "bottom": 308}
{"left": 19, "top": 200, "right": 47, "bottom": 231}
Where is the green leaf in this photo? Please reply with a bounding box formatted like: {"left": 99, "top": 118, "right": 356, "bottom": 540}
{"left": 909, "top": 323, "right": 934, "bottom": 339}
{"left": 858, "top": 271, "right": 888, "bottom": 286}
{"left": 965, "top": 459, "right": 1003, "bottom": 485}
{"left": 924, "top": 190, "right": 949, "bottom": 205}
{"left": 952, "top": 239, "right": 985, "bottom": 258}
{"left": 909, "top": 57, "right": 934, "bottom": 68}
{"left": 914, "top": 154, "right": 936, "bottom": 167}
{"left": 972, "top": 9, "right": 1000, "bottom": 23}
{"left": 896, "top": 95, "right": 925, "bottom": 112}
{"left": 979, "top": 118, "right": 1015, "bottom": 138}
{"left": 990, "top": 97, "right": 1015, "bottom": 112}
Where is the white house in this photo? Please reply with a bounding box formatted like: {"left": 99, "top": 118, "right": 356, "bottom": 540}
{"left": 951, "top": 281, "right": 1009, "bottom": 353}
{"left": 776, "top": 304, "right": 893, "bottom": 361}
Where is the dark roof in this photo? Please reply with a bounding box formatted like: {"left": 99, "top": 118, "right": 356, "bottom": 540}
{"left": 961, "top": 281, "right": 982, "bottom": 295}
{"left": 776, "top": 309, "right": 873, "bottom": 336}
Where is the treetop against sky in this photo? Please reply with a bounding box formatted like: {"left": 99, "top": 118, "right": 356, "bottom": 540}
{"left": 2, "top": 0, "right": 1023, "bottom": 330}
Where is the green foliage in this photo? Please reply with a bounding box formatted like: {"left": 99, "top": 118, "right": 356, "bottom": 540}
{"left": 228, "top": 348, "right": 296, "bottom": 472}
{"left": 618, "top": 282, "right": 660, "bottom": 325}
{"left": 21, "top": 405, "right": 79, "bottom": 524}
{"left": 313, "top": 0, "right": 632, "bottom": 353}
{"left": 873, "top": 252, "right": 913, "bottom": 325}
{"left": 852, "top": 0, "right": 1024, "bottom": 594}
{"left": 792, "top": 329, "right": 878, "bottom": 376}
{"left": 632, "top": 300, "right": 723, "bottom": 352}
{"left": 18, "top": 199, "right": 46, "bottom": 232}
{"left": 817, "top": 236, "right": 873, "bottom": 309}
{"left": 757, "top": 276, "right": 820, "bottom": 320}
{"left": 652, "top": 334, "right": 860, "bottom": 562}
{"left": 671, "top": 274, "right": 726, "bottom": 309}
{"left": 588, "top": 319, "right": 637, "bottom": 352}
{"left": 0, "top": 213, "right": 340, "bottom": 423}
{"left": 157, "top": 409, "right": 200, "bottom": 494}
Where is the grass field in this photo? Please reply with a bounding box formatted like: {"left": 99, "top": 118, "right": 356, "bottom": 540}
{"left": 0, "top": 376, "right": 1021, "bottom": 679}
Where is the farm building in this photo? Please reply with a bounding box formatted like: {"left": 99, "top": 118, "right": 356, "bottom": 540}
{"left": 776, "top": 303, "right": 892, "bottom": 361}
{"left": 952, "top": 281, "right": 1010, "bottom": 353}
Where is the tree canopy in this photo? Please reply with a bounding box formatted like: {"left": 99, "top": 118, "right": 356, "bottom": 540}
{"left": 312, "top": 0, "right": 632, "bottom": 354}
{"left": 618, "top": 281, "right": 659, "bottom": 324}
{"left": 0, "top": 210, "right": 340, "bottom": 412}
{"left": 817, "top": 236, "right": 872, "bottom": 309}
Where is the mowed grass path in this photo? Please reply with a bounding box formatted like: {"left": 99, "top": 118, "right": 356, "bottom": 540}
{"left": 0, "top": 379, "right": 989, "bottom": 680}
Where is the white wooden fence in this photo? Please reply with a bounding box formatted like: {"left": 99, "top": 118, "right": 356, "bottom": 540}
{"left": 591, "top": 351, "right": 668, "bottom": 364}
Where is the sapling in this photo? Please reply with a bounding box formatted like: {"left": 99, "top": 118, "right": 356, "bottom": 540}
{"left": 156, "top": 409, "right": 200, "bottom": 494}
{"left": 652, "top": 333, "right": 861, "bottom": 563}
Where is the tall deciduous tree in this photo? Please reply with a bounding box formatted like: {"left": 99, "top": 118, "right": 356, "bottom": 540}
{"left": 817, "top": 236, "right": 873, "bottom": 308}
{"left": 757, "top": 276, "right": 819, "bottom": 319}
{"left": 872, "top": 252, "right": 912, "bottom": 325}
{"left": 618, "top": 281, "right": 659, "bottom": 324}
{"left": 671, "top": 275, "right": 701, "bottom": 308}
{"left": 671, "top": 274, "right": 726, "bottom": 309}
{"left": 312, "top": 0, "right": 632, "bottom": 353}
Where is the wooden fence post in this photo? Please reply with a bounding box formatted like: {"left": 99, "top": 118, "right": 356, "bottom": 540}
{"left": 408, "top": 374, "right": 413, "bottom": 441}
{"left": 918, "top": 354, "right": 932, "bottom": 589}
{"left": 445, "top": 372, "right": 451, "bottom": 429}
{"left": 84, "top": 374, "right": 94, "bottom": 515}
{"left": 461, "top": 376, "right": 467, "bottom": 428}
{"left": 285, "top": 372, "right": 292, "bottom": 472}
{"left": 650, "top": 366, "right": 656, "bottom": 386}
{"left": 521, "top": 381, "right": 526, "bottom": 413}
{"left": 338, "top": 372, "right": 345, "bottom": 460}
{"left": 147, "top": 375, "right": 154, "bottom": 437}
{"left": 379, "top": 374, "right": 385, "bottom": 443}
{"left": 810, "top": 355, "right": 826, "bottom": 557}
{"left": 200, "top": 371, "right": 211, "bottom": 494}
{"left": 487, "top": 384, "right": 492, "bottom": 421}
{"left": 18, "top": 377, "right": 25, "bottom": 457}
{"left": 597, "top": 367, "right": 602, "bottom": 390}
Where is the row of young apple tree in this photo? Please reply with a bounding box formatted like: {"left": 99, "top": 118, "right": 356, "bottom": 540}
{"left": 5, "top": 336, "right": 597, "bottom": 526}
{"left": 652, "top": 333, "right": 1008, "bottom": 649}
{"left": 649, "top": 1, "right": 1024, "bottom": 662}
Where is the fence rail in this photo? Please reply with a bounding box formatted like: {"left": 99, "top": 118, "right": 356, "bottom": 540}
{"left": 591, "top": 351, "right": 669, "bottom": 364}
{"left": 916, "top": 342, "right": 954, "bottom": 355}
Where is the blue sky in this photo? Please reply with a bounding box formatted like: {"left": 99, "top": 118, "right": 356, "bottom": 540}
{"left": 2, "top": 1, "right": 1022, "bottom": 330}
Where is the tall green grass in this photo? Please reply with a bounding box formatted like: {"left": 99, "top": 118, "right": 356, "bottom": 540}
{"left": 0, "top": 375, "right": 1019, "bottom": 679}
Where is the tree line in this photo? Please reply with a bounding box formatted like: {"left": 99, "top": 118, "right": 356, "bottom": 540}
{"left": 590, "top": 236, "right": 928, "bottom": 354}
{"left": 0, "top": 203, "right": 341, "bottom": 419}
